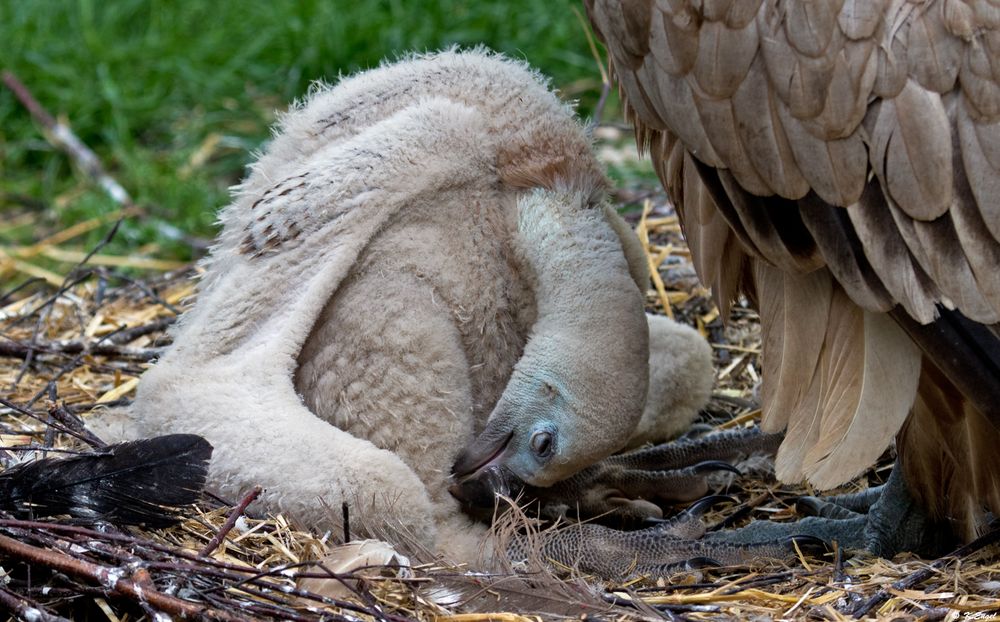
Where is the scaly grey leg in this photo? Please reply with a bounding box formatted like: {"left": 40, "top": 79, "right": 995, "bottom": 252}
{"left": 505, "top": 499, "right": 826, "bottom": 580}
{"left": 703, "top": 461, "right": 954, "bottom": 558}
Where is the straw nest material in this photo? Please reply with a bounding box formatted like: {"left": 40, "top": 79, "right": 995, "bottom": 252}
{"left": 1, "top": 135, "right": 999, "bottom": 622}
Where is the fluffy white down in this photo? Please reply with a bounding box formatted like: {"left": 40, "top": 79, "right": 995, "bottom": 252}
{"left": 91, "top": 50, "right": 713, "bottom": 565}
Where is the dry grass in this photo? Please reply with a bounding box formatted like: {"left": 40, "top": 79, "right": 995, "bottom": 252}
{"left": 1, "top": 174, "right": 999, "bottom": 622}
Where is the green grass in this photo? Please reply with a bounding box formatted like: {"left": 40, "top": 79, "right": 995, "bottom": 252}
{"left": 1, "top": 0, "right": 619, "bottom": 263}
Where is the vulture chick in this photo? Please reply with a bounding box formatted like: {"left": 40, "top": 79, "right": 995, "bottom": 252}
{"left": 94, "top": 50, "right": 773, "bottom": 574}
{"left": 586, "top": 0, "right": 1000, "bottom": 555}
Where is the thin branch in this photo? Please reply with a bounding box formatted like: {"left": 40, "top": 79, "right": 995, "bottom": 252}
{"left": 200, "top": 485, "right": 262, "bottom": 557}
{"left": 105, "top": 316, "right": 176, "bottom": 344}
{"left": 0, "top": 533, "right": 246, "bottom": 621}
{"left": 2, "top": 71, "right": 133, "bottom": 207}
{"left": 23, "top": 323, "right": 128, "bottom": 409}
{"left": 571, "top": 3, "right": 611, "bottom": 132}
{"left": 851, "top": 521, "right": 1000, "bottom": 618}
{"left": 0, "top": 277, "right": 45, "bottom": 306}
{"left": 46, "top": 402, "right": 106, "bottom": 448}
{"left": 0, "top": 398, "right": 101, "bottom": 448}
{"left": 0, "top": 335, "right": 163, "bottom": 362}
{"left": 0, "top": 586, "right": 72, "bottom": 622}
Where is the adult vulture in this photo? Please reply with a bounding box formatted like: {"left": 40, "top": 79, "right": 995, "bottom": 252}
{"left": 585, "top": 0, "right": 1000, "bottom": 552}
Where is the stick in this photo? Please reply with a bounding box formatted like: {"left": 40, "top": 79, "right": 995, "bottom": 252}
{"left": 0, "top": 397, "right": 100, "bottom": 448}
{"left": 851, "top": 522, "right": 1000, "bottom": 618}
{"left": 0, "top": 533, "right": 246, "bottom": 621}
{"left": 0, "top": 586, "right": 72, "bottom": 622}
{"left": 343, "top": 501, "right": 352, "bottom": 543}
{"left": 104, "top": 316, "right": 176, "bottom": 344}
{"left": 0, "top": 335, "right": 163, "bottom": 362}
{"left": 46, "top": 402, "right": 107, "bottom": 448}
{"left": 2, "top": 71, "right": 132, "bottom": 207}
{"left": 0, "top": 520, "right": 402, "bottom": 621}
{"left": 572, "top": 4, "right": 612, "bottom": 132}
{"left": 200, "top": 485, "right": 262, "bottom": 557}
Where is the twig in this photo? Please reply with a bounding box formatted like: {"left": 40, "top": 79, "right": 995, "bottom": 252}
{"left": 21, "top": 322, "right": 128, "bottom": 410}
{"left": 11, "top": 308, "right": 48, "bottom": 389}
{"left": 200, "top": 485, "right": 262, "bottom": 557}
{"left": 0, "top": 586, "right": 72, "bottom": 622}
{"left": 106, "top": 270, "right": 184, "bottom": 315}
{"left": 46, "top": 402, "right": 106, "bottom": 447}
{"left": 5, "top": 272, "right": 93, "bottom": 331}
{"left": 571, "top": 4, "right": 611, "bottom": 132}
{"left": 590, "top": 80, "right": 611, "bottom": 131}
{"left": 62, "top": 398, "right": 132, "bottom": 414}
{"left": 343, "top": 501, "right": 351, "bottom": 543}
{"left": 851, "top": 521, "right": 1000, "bottom": 618}
{"left": 7, "top": 220, "right": 121, "bottom": 336}
{"left": 104, "top": 316, "right": 176, "bottom": 344}
{"left": 2, "top": 71, "right": 132, "bottom": 207}
{"left": 0, "top": 398, "right": 101, "bottom": 448}
{"left": 0, "top": 533, "right": 247, "bottom": 621}
{"left": 0, "top": 520, "right": 407, "bottom": 621}
{"left": 0, "top": 335, "right": 163, "bottom": 362}
{"left": 0, "top": 277, "right": 44, "bottom": 306}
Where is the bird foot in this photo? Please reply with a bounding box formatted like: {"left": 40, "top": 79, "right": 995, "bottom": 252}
{"left": 505, "top": 463, "right": 953, "bottom": 580}
{"left": 454, "top": 429, "right": 955, "bottom": 578}
{"left": 503, "top": 497, "right": 828, "bottom": 580}
{"left": 469, "top": 443, "right": 955, "bottom": 579}
{"left": 519, "top": 426, "right": 782, "bottom": 525}
{"left": 704, "top": 461, "right": 955, "bottom": 558}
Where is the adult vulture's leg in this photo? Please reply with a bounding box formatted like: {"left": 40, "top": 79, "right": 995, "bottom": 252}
{"left": 499, "top": 459, "right": 952, "bottom": 579}
{"left": 702, "top": 461, "right": 951, "bottom": 558}
{"left": 504, "top": 498, "right": 824, "bottom": 579}
{"left": 520, "top": 427, "right": 781, "bottom": 524}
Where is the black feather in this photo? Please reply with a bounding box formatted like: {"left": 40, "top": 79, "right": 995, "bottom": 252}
{"left": 891, "top": 306, "right": 1000, "bottom": 426}
{"left": 0, "top": 434, "right": 213, "bottom": 528}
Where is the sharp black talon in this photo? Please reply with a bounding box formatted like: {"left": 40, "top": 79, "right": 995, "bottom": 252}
{"left": 684, "top": 556, "right": 723, "bottom": 570}
{"left": 686, "top": 495, "right": 738, "bottom": 516}
{"left": 785, "top": 534, "right": 833, "bottom": 556}
{"left": 794, "top": 496, "right": 825, "bottom": 516}
{"left": 679, "top": 423, "right": 716, "bottom": 439}
{"left": 692, "top": 460, "right": 741, "bottom": 475}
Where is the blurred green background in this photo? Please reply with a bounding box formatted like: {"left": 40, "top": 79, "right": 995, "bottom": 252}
{"left": 1, "top": 0, "right": 633, "bottom": 267}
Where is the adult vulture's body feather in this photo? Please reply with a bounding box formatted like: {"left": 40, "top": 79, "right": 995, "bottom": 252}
{"left": 586, "top": 0, "right": 1000, "bottom": 539}
{"left": 0, "top": 434, "right": 212, "bottom": 527}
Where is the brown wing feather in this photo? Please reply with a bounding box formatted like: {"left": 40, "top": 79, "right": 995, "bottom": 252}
{"left": 731, "top": 58, "right": 810, "bottom": 199}
{"left": 586, "top": 0, "right": 1000, "bottom": 538}
{"left": 899, "top": 361, "right": 1000, "bottom": 542}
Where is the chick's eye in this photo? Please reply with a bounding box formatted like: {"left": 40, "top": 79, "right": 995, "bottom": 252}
{"left": 543, "top": 383, "right": 557, "bottom": 397}
{"left": 530, "top": 430, "right": 554, "bottom": 458}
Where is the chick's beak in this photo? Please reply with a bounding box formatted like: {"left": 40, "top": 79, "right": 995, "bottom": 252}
{"left": 451, "top": 430, "right": 513, "bottom": 479}
{"left": 448, "top": 464, "right": 519, "bottom": 510}
{"left": 450, "top": 429, "right": 525, "bottom": 512}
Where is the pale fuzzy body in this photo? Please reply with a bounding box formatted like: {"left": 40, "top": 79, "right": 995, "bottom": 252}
{"left": 94, "top": 50, "right": 712, "bottom": 564}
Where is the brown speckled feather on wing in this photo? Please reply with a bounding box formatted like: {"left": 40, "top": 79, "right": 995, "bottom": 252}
{"left": 586, "top": 0, "right": 1000, "bottom": 536}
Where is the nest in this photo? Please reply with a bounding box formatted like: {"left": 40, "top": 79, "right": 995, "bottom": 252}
{"left": 2, "top": 161, "right": 1000, "bottom": 622}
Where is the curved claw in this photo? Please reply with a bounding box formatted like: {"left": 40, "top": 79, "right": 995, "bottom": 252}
{"left": 795, "top": 496, "right": 826, "bottom": 516}
{"left": 785, "top": 534, "right": 833, "bottom": 557}
{"left": 686, "top": 494, "right": 738, "bottom": 517}
{"left": 692, "top": 460, "right": 741, "bottom": 476}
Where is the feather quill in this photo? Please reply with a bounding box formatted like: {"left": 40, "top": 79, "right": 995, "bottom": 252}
{"left": 0, "top": 434, "right": 212, "bottom": 527}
